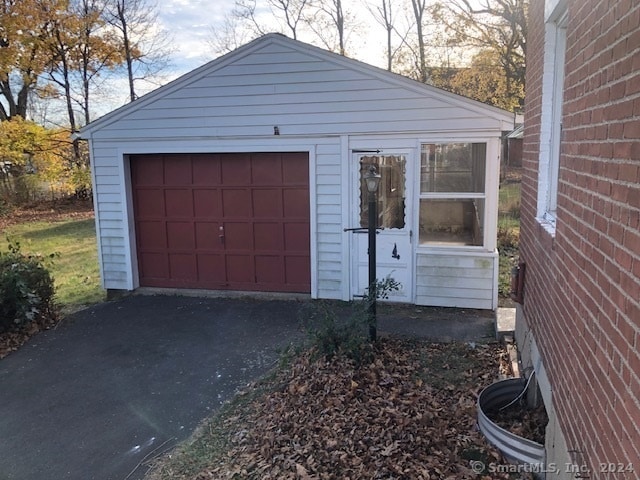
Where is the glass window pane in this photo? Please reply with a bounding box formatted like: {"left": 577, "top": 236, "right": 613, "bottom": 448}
{"left": 419, "top": 198, "right": 484, "bottom": 246}
{"left": 420, "top": 143, "right": 486, "bottom": 193}
{"left": 359, "top": 155, "right": 406, "bottom": 229}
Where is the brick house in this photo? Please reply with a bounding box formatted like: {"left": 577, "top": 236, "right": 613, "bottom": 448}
{"left": 515, "top": 0, "right": 639, "bottom": 477}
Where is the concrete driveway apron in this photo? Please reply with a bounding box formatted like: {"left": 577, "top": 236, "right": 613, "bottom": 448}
{"left": 0, "top": 295, "right": 305, "bottom": 480}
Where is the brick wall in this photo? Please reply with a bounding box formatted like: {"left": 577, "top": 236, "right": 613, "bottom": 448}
{"left": 521, "top": 0, "right": 640, "bottom": 477}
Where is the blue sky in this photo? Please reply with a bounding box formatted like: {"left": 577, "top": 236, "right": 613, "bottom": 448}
{"left": 154, "top": 0, "right": 396, "bottom": 77}
{"left": 157, "top": 0, "right": 234, "bottom": 75}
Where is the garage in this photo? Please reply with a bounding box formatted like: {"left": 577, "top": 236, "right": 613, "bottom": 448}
{"left": 80, "top": 33, "right": 514, "bottom": 308}
{"left": 130, "top": 152, "right": 310, "bottom": 293}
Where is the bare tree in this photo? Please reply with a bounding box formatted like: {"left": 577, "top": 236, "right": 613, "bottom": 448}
{"left": 271, "top": 0, "right": 311, "bottom": 40}
{"left": 103, "top": 0, "right": 173, "bottom": 102}
{"left": 232, "top": 0, "right": 268, "bottom": 37}
{"left": 367, "top": 0, "right": 393, "bottom": 70}
{"left": 366, "top": 0, "right": 411, "bottom": 71}
{"left": 409, "top": 0, "right": 428, "bottom": 82}
{"left": 232, "top": 0, "right": 312, "bottom": 40}
{"left": 303, "top": 0, "right": 362, "bottom": 56}
{"left": 207, "top": 14, "right": 255, "bottom": 57}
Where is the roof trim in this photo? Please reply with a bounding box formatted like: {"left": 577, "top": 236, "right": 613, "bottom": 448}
{"left": 79, "top": 33, "right": 515, "bottom": 137}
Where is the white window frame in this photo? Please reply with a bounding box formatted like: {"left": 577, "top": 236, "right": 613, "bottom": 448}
{"left": 417, "top": 142, "right": 488, "bottom": 249}
{"left": 537, "top": 2, "right": 568, "bottom": 235}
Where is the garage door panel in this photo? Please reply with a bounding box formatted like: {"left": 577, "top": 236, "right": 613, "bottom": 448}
{"left": 226, "top": 255, "right": 253, "bottom": 283}
{"left": 197, "top": 254, "right": 226, "bottom": 284}
{"left": 136, "top": 189, "right": 165, "bottom": 217}
{"left": 165, "top": 189, "right": 193, "bottom": 217}
{"left": 195, "top": 222, "right": 223, "bottom": 250}
{"left": 132, "top": 152, "right": 310, "bottom": 292}
{"left": 222, "top": 189, "right": 251, "bottom": 217}
{"left": 167, "top": 221, "right": 195, "bottom": 250}
{"left": 284, "top": 223, "right": 310, "bottom": 252}
{"left": 192, "top": 155, "right": 221, "bottom": 185}
{"left": 285, "top": 256, "right": 311, "bottom": 288}
{"left": 169, "top": 254, "right": 197, "bottom": 280}
{"left": 222, "top": 155, "right": 251, "bottom": 184}
{"left": 252, "top": 189, "right": 282, "bottom": 218}
{"left": 139, "top": 253, "right": 169, "bottom": 279}
{"left": 193, "top": 189, "right": 221, "bottom": 218}
{"left": 137, "top": 221, "right": 166, "bottom": 249}
{"left": 282, "top": 153, "right": 309, "bottom": 183}
{"left": 224, "top": 222, "right": 253, "bottom": 250}
{"left": 132, "top": 156, "right": 163, "bottom": 185}
{"left": 255, "top": 256, "right": 285, "bottom": 284}
{"left": 283, "top": 188, "right": 310, "bottom": 217}
{"left": 251, "top": 154, "right": 282, "bottom": 185}
{"left": 254, "top": 222, "right": 282, "bottom": 251}
{"left": 164, "top": 156, "right": 192, "bottom": 185}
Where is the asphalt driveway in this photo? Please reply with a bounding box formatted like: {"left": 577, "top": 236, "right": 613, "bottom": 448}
{"left": 0, "top": 294, "right": 494, "bottom": 480}
{"left": 0, "top": 295, "right": 306, "bottom": 480}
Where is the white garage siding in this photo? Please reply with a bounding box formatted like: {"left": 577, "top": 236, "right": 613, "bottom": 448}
{"left": 82, "top": 33, "right": 514, "bottom": 307}
{"left": 87, "top": 36, "right": 511, "bottom": 142}
{"left": 315, "top": 142, "right": 345, "bottom": 299}
{"left": 415, "top": 253, "right": 498, "bottom": 309}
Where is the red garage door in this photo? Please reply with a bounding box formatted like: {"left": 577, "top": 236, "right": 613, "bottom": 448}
{"left": 130, "top": 152, "right": 310, "bottom": 293}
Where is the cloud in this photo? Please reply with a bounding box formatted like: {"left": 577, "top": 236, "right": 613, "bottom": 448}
{"left": 157, "top": 0, "right": 234, "bottom": 73}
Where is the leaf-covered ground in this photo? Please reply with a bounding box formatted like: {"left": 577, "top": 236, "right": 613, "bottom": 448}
{"left": 0, "top": 314, "right": 60, "bottom": 359}
{"left": 148, "top": 338, "right": 523, "bottom": 480}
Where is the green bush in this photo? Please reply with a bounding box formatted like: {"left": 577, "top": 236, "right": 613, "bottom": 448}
{"left": 0, "top": 241, "right": 57, "bottom": 334}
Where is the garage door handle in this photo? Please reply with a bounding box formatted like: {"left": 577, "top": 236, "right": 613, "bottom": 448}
{"left": 219, "top": 225, "right": 225, "bottom": 244}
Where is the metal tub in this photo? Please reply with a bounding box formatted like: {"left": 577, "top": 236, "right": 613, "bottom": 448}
{"left": 477, "top": 377, "right": 546, "bottom": 467}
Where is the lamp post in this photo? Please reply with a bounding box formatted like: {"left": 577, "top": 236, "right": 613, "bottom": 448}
{"left": 364, "top": 165, "right": 381, "bottom": 341}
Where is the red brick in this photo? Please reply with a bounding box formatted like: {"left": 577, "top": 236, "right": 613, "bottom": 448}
{"left": 520, "top": 2, "right": 640, "bottom": 471}
{"left": 618, "top": 163, "right": 639, "bottom": 182}
{"left": 633, "top": 258, "right": 640, "bottom": 278}
{"left": 614, "top": 246, "right": 634, "bottom": 271}
{"left": 624, "top": 229, "right": 640, "bottom": 253}
{"left": 611, "top": 80, "right": 627, "bottom": 100}
{"left": 611, "top": 184, "right": 630, "bottom": 202}
{"left": 623, "top": 120, "right": 640, "bottom": 139}
{"left": 613, "top": 142, "right": 633, "bottom": 159}
{"left": 627, "top": 74, "right": 640, "bottom": 96}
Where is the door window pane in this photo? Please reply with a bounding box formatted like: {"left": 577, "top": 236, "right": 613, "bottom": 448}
{"left": 420, "top": 143, "right": 486, "bottom": 193}
{"left": 359, "top": 155, "right": 406, "bottom": 229}
{"left": 419, "top": 198, "right": 484, "bottom": 246}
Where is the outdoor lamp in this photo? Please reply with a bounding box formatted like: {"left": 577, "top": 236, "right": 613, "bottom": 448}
{"left": 364, "top": 164, "right": 381, "bottom": 342}
{"left": 364, "top": 165, "right": 381, "bottom": 193}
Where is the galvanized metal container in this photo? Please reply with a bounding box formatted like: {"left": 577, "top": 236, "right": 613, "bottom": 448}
{"left": 477, "top": 377, "right": 546, "bottom": 467}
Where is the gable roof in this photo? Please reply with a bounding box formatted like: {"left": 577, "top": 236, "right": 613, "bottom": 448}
{"left": 79, "top": 33, "right": 515, "bottom": 137}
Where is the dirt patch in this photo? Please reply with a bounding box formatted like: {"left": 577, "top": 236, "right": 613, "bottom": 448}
{"left": 0, "top": 198, "right": 94, "bottom": 231}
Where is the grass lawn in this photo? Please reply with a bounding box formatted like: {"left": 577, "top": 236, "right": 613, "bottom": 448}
{"left": 2, "top": 217, "right": 104, "bottom": 311}
{"left": 497, "top": 177, "right": 521, "bottom": 304}
{"left": 498, "top": 181, "right": 521, "bottom": 229}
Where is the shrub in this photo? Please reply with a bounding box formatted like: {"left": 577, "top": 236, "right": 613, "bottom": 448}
{"left": 300, "top": 276, "right": 400, "bottom": 365}
{"left": 0, "top": 240, "right": 57, "bottom": 334}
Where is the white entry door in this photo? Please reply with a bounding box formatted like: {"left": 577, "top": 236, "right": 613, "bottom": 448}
{"left": 350, "top": 151, "right": 413, "bottom": 303}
